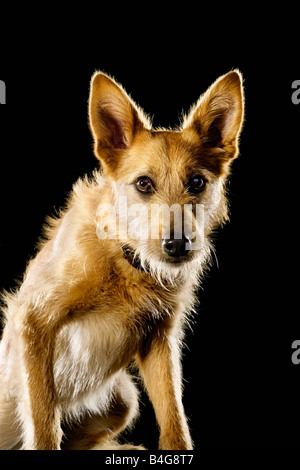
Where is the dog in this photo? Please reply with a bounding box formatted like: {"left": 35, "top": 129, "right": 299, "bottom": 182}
{"left": 0, "top": 70, "right": 244, "bottom": 450}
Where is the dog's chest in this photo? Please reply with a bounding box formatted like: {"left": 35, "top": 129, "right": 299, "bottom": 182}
{"left": 53, "top": 280, "right": 177, "bottom": 402}
{"left": 54, "top": 312, "right": 129, "bottom": 400}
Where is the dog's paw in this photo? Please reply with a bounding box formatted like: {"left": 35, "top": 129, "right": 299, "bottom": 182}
{"left": 91, "top": 439, "right": 146, "bottom": 450}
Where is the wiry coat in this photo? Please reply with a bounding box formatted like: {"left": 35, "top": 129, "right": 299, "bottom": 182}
{"left": 0, "top": 70, "right": 244, "bottom": 450}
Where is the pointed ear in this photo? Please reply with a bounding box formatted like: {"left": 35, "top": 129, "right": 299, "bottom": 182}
{"left": 182, "top": 70, "right": 244, "bottom": 160}
{"left": 89, "top": 72, "right": 150, "bottom": 170}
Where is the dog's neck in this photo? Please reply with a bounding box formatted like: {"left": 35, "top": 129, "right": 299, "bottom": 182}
{"left": 120, "top": 245, "right": 194, "bottom": 291}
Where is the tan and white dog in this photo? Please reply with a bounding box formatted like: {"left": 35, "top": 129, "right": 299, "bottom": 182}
{"left": 0, "top": 70, "right": 244, "bottom": 450}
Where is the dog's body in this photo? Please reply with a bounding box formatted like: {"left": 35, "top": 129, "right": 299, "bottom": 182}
{"left": 0, "top": 71, "right": 244, "bottom": 450}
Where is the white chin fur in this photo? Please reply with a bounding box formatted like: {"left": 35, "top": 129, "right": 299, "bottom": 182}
{"left": 137, "top": 245, "right": 208, "bottom": 287}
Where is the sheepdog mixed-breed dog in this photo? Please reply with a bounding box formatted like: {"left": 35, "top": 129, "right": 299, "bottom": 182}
{"left": 0, "top": 70, "right": 244, "bottom": 450}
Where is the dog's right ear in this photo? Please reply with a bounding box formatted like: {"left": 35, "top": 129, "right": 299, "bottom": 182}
{"left": 182, "top": 70, "right": 244, "bottom": 167}
{"left": 89, "top": 72, "right": 150, "bottom": 171}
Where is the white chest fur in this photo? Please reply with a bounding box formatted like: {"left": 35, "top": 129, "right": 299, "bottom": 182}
{"left": 53, "top": 312, "right": 132, "bottom": 419}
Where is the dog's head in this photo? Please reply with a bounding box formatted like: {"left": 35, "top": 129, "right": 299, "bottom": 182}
{"left": 89, "top": 71, "right": 244, "bottom": 281}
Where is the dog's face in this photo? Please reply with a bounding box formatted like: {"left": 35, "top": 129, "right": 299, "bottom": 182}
{"left": 89, "top": 71, "right": 244, "bottom": 279}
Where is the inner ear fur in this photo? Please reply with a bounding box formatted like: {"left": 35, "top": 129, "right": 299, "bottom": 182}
{"left": 182, "top": 70, "right": 244, "bottom": 159}
{"left": 89, "top": 72, "right": 151, "bottom": 169}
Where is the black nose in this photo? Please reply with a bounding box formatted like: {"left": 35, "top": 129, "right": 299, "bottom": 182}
{"left": 162, "top": 236, "right": 191, "bottom": 258}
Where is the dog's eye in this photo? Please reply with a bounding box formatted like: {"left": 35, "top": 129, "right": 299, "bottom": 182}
{"left": 135, "top": 176, "right": 154, "bottom": 194}
{"left": 187, "top": 176, "right": 206, "bottom": 194}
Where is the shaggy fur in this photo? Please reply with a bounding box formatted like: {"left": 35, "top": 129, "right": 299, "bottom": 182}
{"left": 0, "top": 70, "right": 244, "bottom": 450}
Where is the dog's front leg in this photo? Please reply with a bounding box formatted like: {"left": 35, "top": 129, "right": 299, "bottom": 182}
{"left": 137, "top": 330, "right": 193, "bottom": 450}
{"left": 18, "top": 315, "right": 63, "bottom": 450}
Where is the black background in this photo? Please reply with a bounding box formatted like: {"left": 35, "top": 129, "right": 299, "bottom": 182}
{"left": 0, "top": 13, "right": 299, "bottom": 453}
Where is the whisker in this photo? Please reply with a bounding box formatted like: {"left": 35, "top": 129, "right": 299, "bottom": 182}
{"left": 210, "top": 244, "right": 219, "bottom": 269}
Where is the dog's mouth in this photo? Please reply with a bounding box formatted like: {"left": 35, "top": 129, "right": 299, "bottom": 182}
{"left": 121, "top": 244, "right": 194, "bottom": 274}
{"left": 121, "top": 245, "right": 151, "bottom": 273}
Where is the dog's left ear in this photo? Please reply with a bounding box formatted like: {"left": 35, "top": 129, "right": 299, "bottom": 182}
{"left": 89, "top": 72, "right": 150, "bottom": 171}
{"left": 182, "top": 70, "right": 244, "bottom": 161}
